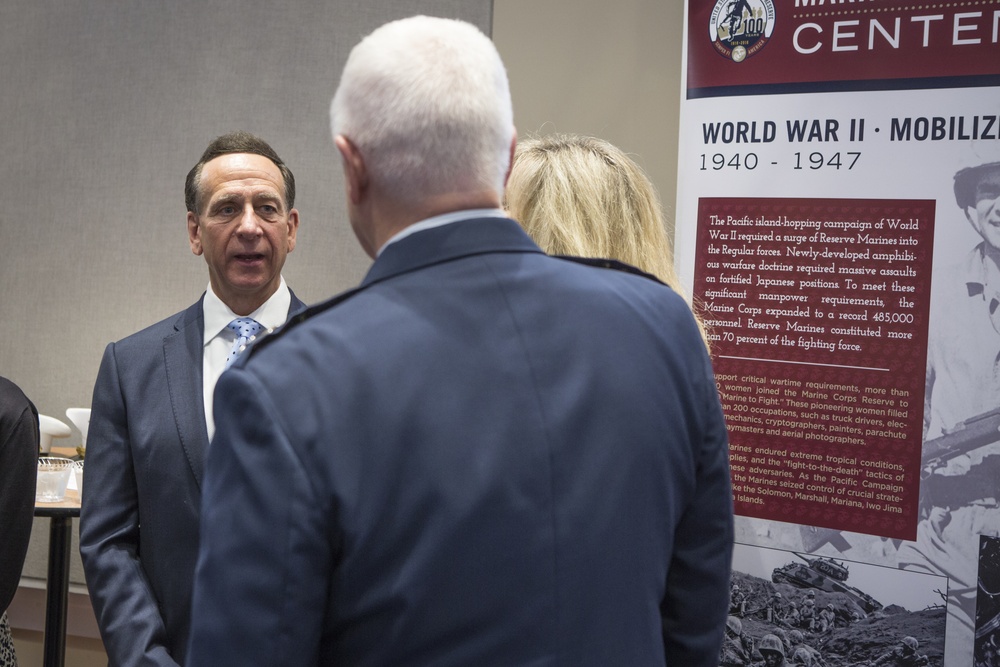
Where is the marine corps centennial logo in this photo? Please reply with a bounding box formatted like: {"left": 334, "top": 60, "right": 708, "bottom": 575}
{"left": 709, "top": 0, "right": 775, "bottom": 63}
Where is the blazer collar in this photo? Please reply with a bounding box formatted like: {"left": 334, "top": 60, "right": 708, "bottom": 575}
{"left": 361, "top": 217, "right": 544, "bottom": 288}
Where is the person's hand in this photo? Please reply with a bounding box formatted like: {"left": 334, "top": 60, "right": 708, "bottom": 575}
{"left": 929, "top": 505, "right": 952, "bottom": 538}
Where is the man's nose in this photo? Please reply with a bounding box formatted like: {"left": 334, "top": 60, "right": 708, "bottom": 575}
{"left": 237, "top": 205, "right": 263, "bottom": 235}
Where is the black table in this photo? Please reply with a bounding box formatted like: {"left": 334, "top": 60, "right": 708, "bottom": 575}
{"left": 33, "top": 488, "right": 80, "bottom": 667}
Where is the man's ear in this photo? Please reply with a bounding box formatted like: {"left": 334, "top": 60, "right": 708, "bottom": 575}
{"left": 502, "top": 127, "right": 518, "bottom": 188}
{"left": 187, "top": 212, "right": 203, "bottom": 256}
{"left": 285, "top": 209, "right": 300, "bottom": 253}
{"left": 335, "top": 135, "right": 368, "bottom": 205}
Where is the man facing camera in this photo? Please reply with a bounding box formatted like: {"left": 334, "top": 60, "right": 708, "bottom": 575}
{"left": 188, "top": 16, "right": 733, "bottom": 667}
{"left": 79, "top": 131, "right": 304, "bottom": 666}
{"left": 898, "top": 144, "right": 1000, "bottom": 663}
{"left": 924, "top": 144, "right": 1000, "bottom": 438}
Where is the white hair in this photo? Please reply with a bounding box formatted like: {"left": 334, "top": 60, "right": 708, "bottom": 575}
{"left": 330, "top": 15, "right": 514, "bottom": 204}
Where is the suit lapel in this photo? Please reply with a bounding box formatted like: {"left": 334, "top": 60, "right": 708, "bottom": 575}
{"left": 164, "top": 299, "right": 210, "bottom": 488}
{"left": 164, "top": 292, "right": 308, "bottom": 488}
{"left": 288, "top": 290, "right": 306, "bottom": 316}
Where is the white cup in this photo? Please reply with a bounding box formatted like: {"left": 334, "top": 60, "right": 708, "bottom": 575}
{"left": 73, "top": 460, "right": 85, "bottom": 496}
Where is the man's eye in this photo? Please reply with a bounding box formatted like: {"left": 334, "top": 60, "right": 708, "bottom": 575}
{"left": 260, "top": 205, "right": 278, "bottom": 214}
{"left": 219, "top": 205, "right": 237, "bottom": 216}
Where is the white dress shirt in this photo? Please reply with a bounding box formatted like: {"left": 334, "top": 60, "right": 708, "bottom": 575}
{"left": 201, "top": 277, "right": 292, "bottom": 440}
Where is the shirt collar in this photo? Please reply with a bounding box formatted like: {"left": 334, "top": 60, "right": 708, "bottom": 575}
{"left": 203, "top": 276, "right": 291, "bottom": 346}
{"left": 962, "top": 243, "right": 1000, "bottom": 297}
{"left": 377, "top": 208, "right": 507, "bottom": 257}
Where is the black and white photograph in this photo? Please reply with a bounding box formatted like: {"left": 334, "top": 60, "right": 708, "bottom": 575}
{"left": 725, "top": 542, "right": 946, "bottom": 666}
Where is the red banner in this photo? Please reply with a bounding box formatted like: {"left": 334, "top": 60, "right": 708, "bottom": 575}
{"left": 693, "top": 197, "right": 935, "bottom": 540}
{"left": 687, "top": 0, "right": 1000, "bottom": 96}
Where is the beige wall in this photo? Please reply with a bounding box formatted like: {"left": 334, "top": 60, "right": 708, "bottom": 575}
{"left": 12, "top": 3, "right": 684, "bottom": 663}
{"left": 494, "top": 0, "right": 684, "bottom": 229}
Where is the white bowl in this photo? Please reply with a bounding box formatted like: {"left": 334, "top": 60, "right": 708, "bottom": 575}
{"left": 38, "top": 415, "right": 72, "bottom": 454}
{"left": 37, "top": 457, "right": 74, "bottom": 502}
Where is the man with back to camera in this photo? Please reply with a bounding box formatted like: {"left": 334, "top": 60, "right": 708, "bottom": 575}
{"left": 79, "top": 131, "right": 304, "bottom": 666}
{"left": 186, "top": 16, "right": 733, "bottom": 667}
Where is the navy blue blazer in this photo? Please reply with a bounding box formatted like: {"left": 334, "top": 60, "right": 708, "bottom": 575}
{"left": 188, "top": 218, "right": 733, "bottom": 666}
{"left": 79, "top": 290, "right": 304, "bottom": 666}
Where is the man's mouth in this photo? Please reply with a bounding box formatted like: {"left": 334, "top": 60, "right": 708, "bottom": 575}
{"left": 234, "top": 253, "right": 265, "bottom": 264}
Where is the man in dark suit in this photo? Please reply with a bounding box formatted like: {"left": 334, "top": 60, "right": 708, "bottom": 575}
{"left": 187, "top": 16, "right": 733, "bottom": 667}
{"left": 79, "top": 131, "right": 304, "bottom": 666}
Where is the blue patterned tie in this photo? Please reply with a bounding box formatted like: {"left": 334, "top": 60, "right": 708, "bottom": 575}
{"left": 225, "top": 318, "right": 264, "bottom": 369}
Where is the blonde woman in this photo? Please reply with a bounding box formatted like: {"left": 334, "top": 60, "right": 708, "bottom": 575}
{"left": 505, "top": 133, "right": 708, "bottom": 345}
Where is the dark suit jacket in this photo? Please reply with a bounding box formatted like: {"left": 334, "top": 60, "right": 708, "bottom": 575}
{"left": 79, "top": 291, "right": 304, "bottom": 667}
{"left": 0, "top": 376, "right": 38, "bottom": 613}
{"left": 188, "top": 218, "right": 733, "bottom": 666}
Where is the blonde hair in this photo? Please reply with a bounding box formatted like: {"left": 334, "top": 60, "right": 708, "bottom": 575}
{"left": 506, "top": 134, "right": 708, "bottom": 345}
